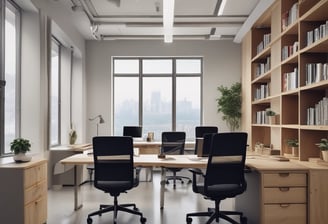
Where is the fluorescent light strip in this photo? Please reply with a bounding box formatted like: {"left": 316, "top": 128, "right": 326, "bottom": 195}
{"left": 218, "top": 0, "right": 227, "bottom": 16}
{"left": 163, "top": 0, "right": 175, "bottom": 43}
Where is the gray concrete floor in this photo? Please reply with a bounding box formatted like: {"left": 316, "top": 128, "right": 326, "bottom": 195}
{"left": 47, "top": 170, "right": 237, "bottom": 224}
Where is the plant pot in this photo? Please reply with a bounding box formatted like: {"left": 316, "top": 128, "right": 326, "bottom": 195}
{"left": 13, "top": 153, "right": 32, "bottom": 163}
{"left": 292, "top": 147, "right": 299, "bottom": 157}
{"left": 322, "top": 151, "right": 328, "bottom": 162}
{"left": 269, "top": 115, "right": 279, "bottom": 125}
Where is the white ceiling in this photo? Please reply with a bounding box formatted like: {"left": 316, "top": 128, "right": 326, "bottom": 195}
{"left": 54, "top": 0, "right": 267, "bottom": 42}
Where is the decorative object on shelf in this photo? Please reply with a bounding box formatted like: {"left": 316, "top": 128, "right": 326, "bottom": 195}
{"left": 287, "top": 139, "right": 299, "bottom": 157}
{"left": 69, "top": 129, "right": 77, "bottom": 145}
{"left": 254, "top": 142, "right": 264, "bottom": 153}
{"left": 265, "top": 109, "right": 279, "bottom": 124}
{"left": 10, "top": 138, "right": 32, "bottom": 163}
{"left": 315, "top": 138, "right": 328, "bottom": 162}
{"left": 216, "top": 82, "right": 241, "bottom": 131}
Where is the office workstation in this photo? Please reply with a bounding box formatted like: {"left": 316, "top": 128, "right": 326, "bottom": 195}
{"left": 0, "top": 0, "right": 328, "bottom": 223}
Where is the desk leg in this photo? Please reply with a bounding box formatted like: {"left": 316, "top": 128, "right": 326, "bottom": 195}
{"left": 74, "top": 165, "right": 83, "bottom": 210}
{"left": 160, "top": 167, "right": 166, "bottom": 209}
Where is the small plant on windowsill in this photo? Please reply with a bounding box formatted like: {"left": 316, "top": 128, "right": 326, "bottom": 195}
{"left": 315, "top": 138, "right": 328, "bottom": 162}
{"left": 10, "top": 138, "right": 32, "bottom": 163}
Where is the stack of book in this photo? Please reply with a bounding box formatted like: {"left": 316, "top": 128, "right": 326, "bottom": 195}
{"left": 256, "top": 33, "right": 271, "bottom": 54}
{"left": 254, "top": 83, "right": 270, "bottom": 101}
{"left": 307, "top": 97, "right": 328, "bottom": 125}
{"left": 306, "top": 21, "right": 328, "bottom": 47}
{"left": 305, "top": 63, "right": 328, "bottom": 85}
{"left": 255, "top": 56, "right": 271, "bottom": 77}
{"left": 281, "top": 41, "right": 298, "bottom": 61}
{"left": 281, "top": 2, "right": 299, "bottom": 31}
{"left": 282, "top": 67, "right": 298, "bottom": 91}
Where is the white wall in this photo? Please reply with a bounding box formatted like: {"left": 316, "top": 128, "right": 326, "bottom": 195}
{"left": 85, "top": 40, "right": 241, "bottom": 141}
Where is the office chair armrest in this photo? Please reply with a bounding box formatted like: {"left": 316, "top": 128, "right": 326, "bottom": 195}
{"left": 188, "top": 168, "right": 204, "bottom": 177}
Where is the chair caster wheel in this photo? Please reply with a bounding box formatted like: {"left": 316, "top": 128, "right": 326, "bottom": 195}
{"left": 140, "top": 217, "right": 147, "bottom": 223}
{"left": 240, "top": 216, "right": 247, "bottom": 224}
{"left": 87, "top": 217, "right": 93, "bottom": 224}
{"left": 186, "top": 217, "right": 192, "bottom": 223}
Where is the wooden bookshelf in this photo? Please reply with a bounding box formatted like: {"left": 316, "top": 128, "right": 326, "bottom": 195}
{"left": 248, "top": 0, "right": 328, "bottom": 162}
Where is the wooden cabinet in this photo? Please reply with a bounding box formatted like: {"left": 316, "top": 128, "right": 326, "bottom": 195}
{"left": 248, "top": 0, "right": 328, "bottom": 160}
{"left": 261, "top": 172, "right": 307, "bottom": 224}
{"left": 0, "top": 159, "right": 47, "bottom": 224}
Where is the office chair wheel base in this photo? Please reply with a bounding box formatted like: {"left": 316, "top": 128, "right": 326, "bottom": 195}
{"left": 240, "top": 216, "right": 247, "bottom": 224}
{"left": 140, "top": 217, "right": 147, "bottom": 223}
{"left": 186, "top": 217, "right": 192, "bottom": 224}
{"left": 87, "top": 217, "right": 93, "bottom": 224}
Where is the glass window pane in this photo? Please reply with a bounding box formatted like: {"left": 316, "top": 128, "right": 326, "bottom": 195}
{"left": 4, "top": 5, "right": 17, "bottom": 153}
{"left": 176, "top": 59, "right": 201, "bottom": 74}
{"left": 176, "top": 77, "right": 201, "bottom": 140}
{"left": 143, "top": 77, "right": 172, "bottom": 140}
{"left": 114, "top": 77, "right": 139, "bottom": 135}
{"left": 143, "top": 59, "right": 172, "bottom": 74}
{"left": 50, "top": 41, "right": 59, "bottom": 146}
{"left": 114, "top": 59, "right": 139, "bottom": 74}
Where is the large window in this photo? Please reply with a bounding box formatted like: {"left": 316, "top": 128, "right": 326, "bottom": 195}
{"left": 0, "top": 0, "right": 21, "bottom": 155}
{"left": 50, "top": 38, "right": 60, "bottom": 146}
{"left": 113, "top": 57, "right": 202, "bottom": 140}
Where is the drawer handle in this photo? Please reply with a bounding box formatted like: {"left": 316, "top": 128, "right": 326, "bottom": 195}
{"left": 278, "top": 173, "right": 290, "bottom": 177}
{"left": 279, "top": 187, "right": 290, "bottom": 192}
{"left": 279, "top": 204, "right": 290, "bottom": 208}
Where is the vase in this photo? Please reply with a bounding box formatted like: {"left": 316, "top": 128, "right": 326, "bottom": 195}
{"left": 292, "top": 147, "right": 299, "bottom": 157}
{"left": 322, "top": 151, "right": 328, "bottom": 162}
{"left": 69, "top": 130, "right": 77, "bottom": 145}
{"left": 13, "top": 153, "right": 32, "bottom": 163}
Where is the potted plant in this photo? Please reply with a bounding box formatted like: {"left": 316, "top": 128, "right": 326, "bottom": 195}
{"left": 266, "top": 108, "right": 278, "bottom": 124}
{"left": 287, "top": 139, "right": 299, "bottom": 157}
{"left": 10, "top": 138, "right": 32, "bottom": 162}
{"left": 216, "top": 82, "right": 241, "bottom": 131}
{"left": 315, "top": 138, "right": 328, "bottom": 162}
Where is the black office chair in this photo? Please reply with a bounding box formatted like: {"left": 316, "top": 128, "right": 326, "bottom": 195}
{"left": 186, "top": 132, "right": 248, "bottom": 224}
{"left": 87, "top": 136, "right": 147, "bottom": 224}
{"left": 161, "top": 131, "right": 192, "bottom": 188}
{"left": 194, "top": 126, "right": 218, "bottom": 154}
{"left": 123, "top": 126, "right": 143, "bottom": 138}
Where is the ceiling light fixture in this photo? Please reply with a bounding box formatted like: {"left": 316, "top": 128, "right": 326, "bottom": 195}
{"left": 163, "top": 0, "right": 175, "bottom": 43}
{"left": 218, "top": 0, "right": 227, "bottom": 16}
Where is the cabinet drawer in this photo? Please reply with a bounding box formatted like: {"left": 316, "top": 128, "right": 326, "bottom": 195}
{"left": 25, "top": 196, "right": 47, "bottom": 224}
{"left": 263, "top": 173, "right": 307, "bottom": 187}
{"left": 25, "top": 180, "right": 47, "bottom": 205}
{"left": 263, "top": 187, "right": 307, "bottom": 204}
{"left": 263, "top": 204, "right": 306, "bottom": 224}
{"left": 24, "top": 162, "right": 47, "bottom": 188}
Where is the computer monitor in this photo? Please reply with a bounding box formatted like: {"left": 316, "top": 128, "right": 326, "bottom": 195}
{"left": 123, "top": 126, "right": 142, "bottom": 138}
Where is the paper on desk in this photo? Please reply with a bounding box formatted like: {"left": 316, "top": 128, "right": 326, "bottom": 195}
{"left": 54, "top": 162, "right": 74, "bottom": 175}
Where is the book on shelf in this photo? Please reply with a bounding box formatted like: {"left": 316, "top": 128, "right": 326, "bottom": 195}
{"left": 307, "top": 97, "right": 328, "bottom": 125}
{"left": 305, "top": 63, "right": 328, "bottom": 85}
{"left": 281, "top": 2, "right": 298, "bottom": 31}
{"left": 306, "top": 20, "right": 328, "bottom": 46}
{"left": 282, "top": 67, "right": 298, "bottom": 91}
{"left": 256, "top": 33, "right": 271, "bottom": 54}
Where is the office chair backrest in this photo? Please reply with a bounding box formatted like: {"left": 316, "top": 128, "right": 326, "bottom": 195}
{"left": 205, "top": 132, "right": 248, "bottom": 188}
{"left": 161, "top": 131, "right": 186, "bottom": 155}
{"left": 195, "top": 126, "right": 218, "bottom": 138}
{"left": 123, "top": 126, "right": 142, "bottom": 138}
{"left": 195, "top": 126, "right": 218, "bottom": 155}
{"left": 92, "top": 136, "right": 134, "bottom": 191}
{"left": 197, "top": 133, "right": 216, "bottom": 157}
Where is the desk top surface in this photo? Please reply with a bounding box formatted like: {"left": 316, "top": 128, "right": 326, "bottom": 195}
{"left": 59, "top": 153, "right": 327, "bottom": 171}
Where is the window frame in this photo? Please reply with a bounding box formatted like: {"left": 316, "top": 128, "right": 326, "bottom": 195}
{"left": 113, "top": 57, "right": 203, "bottom": 139}
{"left": 49, "top": 37, "right": 61, "bottom": 146}
{"left": 0, "top": 0, "right": 21, "bottom": 156}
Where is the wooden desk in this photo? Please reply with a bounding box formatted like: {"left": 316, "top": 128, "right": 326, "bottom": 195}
{"left": 60, "top": 153, "right": 206, "bottom": 210}
{"left": 60, "top": 153, "right": 328, "bottom": 223}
